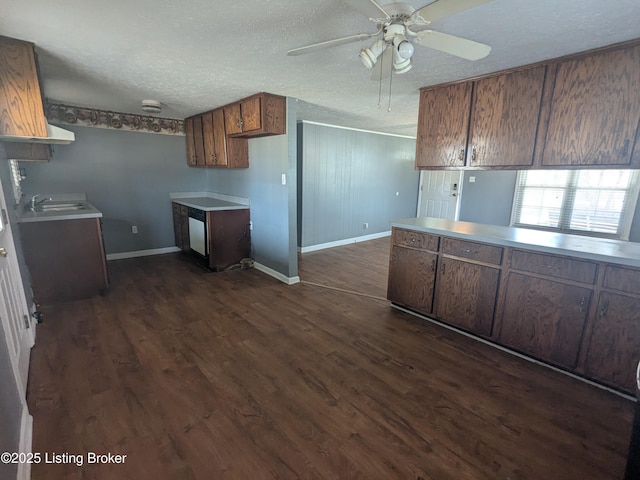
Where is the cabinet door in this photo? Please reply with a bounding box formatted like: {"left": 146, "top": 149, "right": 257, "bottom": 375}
{"left": 202, "top": 112, "right": 216, "bottom": 167}
{"left": 224, "top": 103, "right": 242, "bottom": 135}
{"left": 468, "top": 67, "right": 545, "bottom": 167}
{"left": 0, "top": 37, "right": 47, "bottom": 137}
{"left": 241, "top": 96, "right": 262, "bottom": 132}
{"left": 184, "top": 117, "right": 196, "bottom": 166}
{"left": 171, "top": 203, "right": 183, "bottom": 250}
{"left": 582, "top": 291, "right": 640, "bottom": 392}
{"left": 541, "top": 45, "right": 640, "bottom": 166}
{"left": 387, "top": 246, "right": 437, "bottom": 315}
{"left": 212, "top": 108, "right": 228, "bottom": 166}
{"left": 192, "top": 116, "right": 206, "bottom": 167}
{"left": 434, "top": 258, "right": 499, "bottom": 336}
{"left": 498, "top": 273, "right": 591, "bottom": 368}
{"left": 415, "top": 83, "right": 472, "bottom": 168}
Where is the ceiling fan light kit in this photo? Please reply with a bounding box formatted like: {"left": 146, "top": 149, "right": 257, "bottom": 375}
{"left": 288, "top": 0, "right": 493, "bottom": 107}
{"left": 288, "top": 0, "right": 492, "bottom": 70}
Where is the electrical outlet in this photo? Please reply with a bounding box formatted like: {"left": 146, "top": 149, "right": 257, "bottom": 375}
{"left": 132, "top": 225, "right": 138, "bottom": 234}
{"left": 363, "top": 223, "right": 369, "bottom": 229}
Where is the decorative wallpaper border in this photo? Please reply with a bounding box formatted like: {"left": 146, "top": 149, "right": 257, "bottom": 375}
{"left": 45, "top": 102, "right": 185, "bottom": 136}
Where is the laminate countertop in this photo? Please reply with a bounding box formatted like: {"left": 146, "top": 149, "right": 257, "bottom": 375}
{"left": 392, "top": 217, "right": 640, "bottom": 268}
{"left": 171, "top": 197, "right": 249, "bottom": 211}
{"left": 17, "top": 194, "right": 102, "bottom": 223}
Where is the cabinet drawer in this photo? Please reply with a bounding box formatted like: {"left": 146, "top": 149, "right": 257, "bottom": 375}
{"left": 441, "top": 237, "right": 503, "bottom": 265}
{"left": 393, "top": 229, "right": 439, "bottom": 252}
{"left": 510, "top": 250, "right": 598, "bottom": 284}
{"left": 602, "top": 265, "right": 640, "bottom": 295}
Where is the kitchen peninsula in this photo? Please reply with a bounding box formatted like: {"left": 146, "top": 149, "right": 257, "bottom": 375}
{"left": 387, "top": 217, "right": 640, "bottom": 394}
{"left": 169, "top": 192, "right": 251, "bottom": 271}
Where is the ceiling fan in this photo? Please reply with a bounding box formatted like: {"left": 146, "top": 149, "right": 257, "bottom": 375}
{"left": 287, "top": 0, "right": 493, "bottom": 79}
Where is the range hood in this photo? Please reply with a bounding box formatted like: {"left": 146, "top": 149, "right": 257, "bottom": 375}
{"left": 0, "top": 121, "right": 75, "bottom": 145}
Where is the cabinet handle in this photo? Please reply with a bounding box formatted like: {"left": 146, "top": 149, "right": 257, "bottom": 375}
{"left": 238, "top": 118, "right": 244, "bottom": 132}
{"left": 579, "top": 297, "right": 585, "bottom": 313}
{"left": 543, "top": 264, "right": 560, "bottom": 270}
{"left": 441, "top": 262, "right": 446, "bottom": 275}
{"left": 461, "top": 248, "right": 478, "bottom": 254}
{"left": 599, "top": 301, "right": 609, "bottom": 317}
{"left": 471, "top": 146, "right": 477, "bottom": 163}
{"left": 431, "top": 259, "right": 436, "bottom": 272}
{"left": 458, "top": 148, "right": 465, "bottom": 162}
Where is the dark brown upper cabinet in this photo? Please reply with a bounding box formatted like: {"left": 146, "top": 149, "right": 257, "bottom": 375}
{"left": 540, "top": 44, "right": 640, "bottom": 167}
{"left": 415, "top": 39, "right": 640, "bottom": 170}
{"left": 224, "top": 93, "right": 286, "bottom": 138}
{"left": 415, "top": 82, "right": 472, "bottom": 169}
{"left": 467, "top": 66, "right": 545, "bottom": 168}
{"left": 0, "top": 36, "right": 47, "bottom": 138}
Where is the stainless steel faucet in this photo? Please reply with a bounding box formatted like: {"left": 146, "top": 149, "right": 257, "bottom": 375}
{"left": 30, "top": 194, "right": 51, "bottom": 211}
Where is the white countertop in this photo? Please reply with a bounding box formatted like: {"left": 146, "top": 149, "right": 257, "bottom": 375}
{"left": 170, "top": 191, "right": 249, "bottom": 211}
{"left": 392, "top": 217, "right": 640, "bottom": 268}
{"left": 17, "top": 194, "right": 103, "bottom": 223}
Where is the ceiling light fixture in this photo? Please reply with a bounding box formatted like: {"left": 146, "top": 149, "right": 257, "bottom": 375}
{"left": 359, "top": 38, "right": 386, "bottom": 69}
{"left": 392, "top": 34, "right": 414, "bottom": 74}
{"left": 141, "top": 99, "right": 162, "bottom": 114}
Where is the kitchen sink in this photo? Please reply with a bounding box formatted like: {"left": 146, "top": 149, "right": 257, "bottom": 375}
{"left": 33, "top": 202, "right": 87, "bottom": 212}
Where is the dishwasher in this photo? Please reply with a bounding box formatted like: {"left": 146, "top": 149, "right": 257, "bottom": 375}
{"left": 187, "top": 207, "right": 207, "bottom": 260}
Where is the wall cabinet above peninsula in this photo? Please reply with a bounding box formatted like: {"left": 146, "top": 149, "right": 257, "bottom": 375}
{"left": 415, "top": 40, "right": 640, "bottom": 170}
{"left": 184, "top": 92, "right": 285, "bottom": 168}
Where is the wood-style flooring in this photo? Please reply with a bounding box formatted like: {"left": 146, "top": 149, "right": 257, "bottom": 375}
{"left": 27, "top": 239, "right": 634, "bottom": 479}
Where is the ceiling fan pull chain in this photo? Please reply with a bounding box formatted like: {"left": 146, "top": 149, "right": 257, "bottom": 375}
{"left": 377, "top": 69, "right": 383, "bottom": 109}
{"left": 387, "top": 68, "right": 393, "bottom": 112}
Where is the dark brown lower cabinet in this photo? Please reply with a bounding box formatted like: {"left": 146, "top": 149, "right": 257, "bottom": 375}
{"left": 434, "top": 257, "right": 499, "bottom": 337}
{"left": 498, "top": 272, "right": 592, "bottom": 369}
{"left": 582, "top": 291, "right": 640, "bottom": 392}
{"left": 172, "top": 203, "right": 189, "bottom": 252}
{"left": 387, "top": 246, "right": 437, "bottom": 315}
{"left": 20, "top": 218, "right": 108, "bottom": 304}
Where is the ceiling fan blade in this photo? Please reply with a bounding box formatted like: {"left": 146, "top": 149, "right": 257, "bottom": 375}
{"left": 341, "top": 0, "right": 390, "bottom": 22}
{"left": 287, "top": 32, "right": 379, "bottom": 56}
{"left": 412, "top": 0, "right": 493, "bottom": 24}
{"left": 370, "top": 47, "right": 392, "bottom": 81}
{"left": 414, "top": 30, "right": 491, "bottom": 60}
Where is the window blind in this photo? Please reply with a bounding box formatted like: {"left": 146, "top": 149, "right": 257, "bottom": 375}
{"left": 512, "top": 169, "right": 639, "bottom": 239}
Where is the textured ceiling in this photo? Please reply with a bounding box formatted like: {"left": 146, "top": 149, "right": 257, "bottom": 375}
{"left": 1, "top": 0, "right": 640, "bottom": 136}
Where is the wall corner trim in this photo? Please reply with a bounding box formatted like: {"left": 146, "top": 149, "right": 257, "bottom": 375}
{"left": 299, "top": 231, "right": 391, "bottom": 254}
{"left": 17, "top": 405, "right": 33, "bottom": 480}
{"left": 254, "top": 262, "right": 300, "bottom": 285}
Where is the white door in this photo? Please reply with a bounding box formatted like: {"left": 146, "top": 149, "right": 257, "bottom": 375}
{"left": 0, "top": 180, "right": 34, "bottom": 396}
{"left": 417, "top": 170, "right": 463, "bottom": 220}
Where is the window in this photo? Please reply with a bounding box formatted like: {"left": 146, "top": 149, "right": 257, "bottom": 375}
{"left": 511, "top": 169, "right": 640, "bottom": 239}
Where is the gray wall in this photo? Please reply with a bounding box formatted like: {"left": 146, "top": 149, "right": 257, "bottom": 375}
{"left": 458, "top": 170, "right": 518, "bottom": 227}
{"left": 457, "top": 169, "right": 640, "bottom": 243}
{"left": 20, "top": 125, "right": 207, "bottom": 254}
{"left": 203, "top": 98, "right": 298, "bottom": 277}
{"left": 0, "top": 145, "right": 23, "bottom": 480}
{"left": 20, "top": 99, "right": 298, "bottom": 279}
{"left": 298, "top": 122, "right": 419, "bottom": 248}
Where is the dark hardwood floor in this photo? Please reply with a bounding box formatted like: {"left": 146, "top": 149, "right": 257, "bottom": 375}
{"left": 27, "top": 241, "right": 634, "bottom": 479}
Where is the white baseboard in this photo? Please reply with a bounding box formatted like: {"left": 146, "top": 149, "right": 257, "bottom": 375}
{"left": 299, "top": 231, "right": 391, "bottom": 253}
{"left": 106, "top": 246, "right": 180, "bottom": 261}
{"left": 254, "top": 262, "right": 300, "bottom": 285}
{"left": 17, "top": 405, "right": 33, "bottom": 480}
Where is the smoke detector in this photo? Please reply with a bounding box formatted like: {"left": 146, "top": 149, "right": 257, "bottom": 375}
{"left": 141, "top": 99, "right": 162, "bottom": 114}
